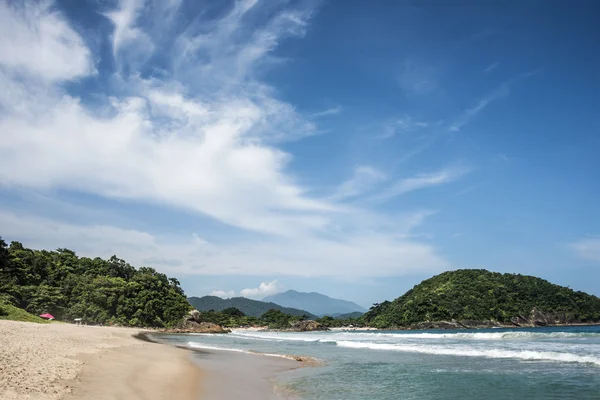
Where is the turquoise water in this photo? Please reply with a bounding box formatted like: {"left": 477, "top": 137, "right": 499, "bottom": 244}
{"left": 160, "top": 326, "right": 600, "bottom": 399}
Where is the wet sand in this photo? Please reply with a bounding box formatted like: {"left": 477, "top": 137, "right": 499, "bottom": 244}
{"left": 189, "top": 349, "right": 300, "bottom": 400}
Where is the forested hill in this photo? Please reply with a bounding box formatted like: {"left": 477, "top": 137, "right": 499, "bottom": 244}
{"left": 188, "top": 296, "right": 317, "bottom": 319}
{"left": 363, "top": 269, "right": 600, "bottom": 329}
{"left": 0, "top": 237, "right": 190, "bottom": 327}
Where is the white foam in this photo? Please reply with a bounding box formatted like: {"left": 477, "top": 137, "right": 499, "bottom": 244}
{"left": 231, "top": 330, "right": 600, "bottom": 344}
{"left": 333, "top": 331, "right": 600, "bottom": 341}
{"left": 335, "top": 341, "right": 600, "bottom": 366}
{"left": 230, "top": 331, "right": 325, "bottom": 342}
{"left": 186, "top": 341, "right": 304, "bottom": 361}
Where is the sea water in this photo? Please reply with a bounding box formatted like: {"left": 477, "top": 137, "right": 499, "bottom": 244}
{"left": 160, "top": 325, "right": 600, "bottom": 399}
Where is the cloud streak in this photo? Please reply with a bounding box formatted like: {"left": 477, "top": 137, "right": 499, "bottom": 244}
{"left": 367, "top": 167, "right": 471, "bottom": 204}
{"left": 449, "top": 71, "right": 538, "bottom": 132}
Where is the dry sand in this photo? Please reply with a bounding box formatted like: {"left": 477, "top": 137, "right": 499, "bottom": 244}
{"left": 0, "top": 320, "right": 200, "bottom": 400}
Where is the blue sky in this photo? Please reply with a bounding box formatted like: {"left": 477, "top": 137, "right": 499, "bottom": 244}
{"left": 0, "top": 0, "right": 599, "bottom": 308}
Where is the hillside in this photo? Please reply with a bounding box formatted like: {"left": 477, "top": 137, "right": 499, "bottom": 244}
{"left": 363, "top": 269, "right": 600, "bottom": 329}
{"left": 0, "top": 237, "right": 190, "bottom": 327}
{"left": 0, "top": 301, "right": 48, "bottom": 323}
{"left": 188, "top": 296, "right": 317, "bottom": 319}
{"left": 263, "top": 290, "right": 366, "bottom": 316}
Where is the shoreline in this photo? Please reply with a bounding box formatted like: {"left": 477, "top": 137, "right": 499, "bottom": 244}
{"left": 0, "top": 320, "right": 200, "bottom": 400}
{"left": 147, "top": 331, "right": 314, "bottom": 399}
{"left": 0, "top": 320, "right": 307, "bottom": 400}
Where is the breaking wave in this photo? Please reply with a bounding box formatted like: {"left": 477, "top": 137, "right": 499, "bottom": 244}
{"left": 335, "top": 341, "right": 600, "bottom": 366}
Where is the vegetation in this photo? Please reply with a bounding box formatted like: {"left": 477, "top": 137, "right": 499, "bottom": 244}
{"left": 195, "top": 307, "right": 310, "bottom": 329}
{"left": 0, "top": 237, "right": 190, "bottom": 327}
{"left": 188, "top": 295, "right": 317, "bottom": 319}
{"left": 362, "top": 269, "right": 600, "bottom": 329}
{"left": 0, "top": 300, "right": 48, "bottom": 323}
{"left": 316, "top": 314, "right": 364, "bottom": 328}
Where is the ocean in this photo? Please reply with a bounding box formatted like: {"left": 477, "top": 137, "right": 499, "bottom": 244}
{"left": 158, "top": 325, "right": 600, "bottom": 399}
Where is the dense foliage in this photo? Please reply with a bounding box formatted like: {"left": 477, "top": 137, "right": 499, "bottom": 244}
{"left": 188, "top": 295, "right": 317, "bottom": 318}
{"left": 197, "top": 307, "right": 309, "bottom": 329}
{"left": 362, "top": 269, "right": 600, "bottom": 328}
{"left": 0, "top": 237, "right": 190, "bottom": 327}
{"left": 315, "top": 314, "right": 364, "bottom": 328}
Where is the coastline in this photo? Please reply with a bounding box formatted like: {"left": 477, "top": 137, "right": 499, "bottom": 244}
{"left": 0, "top": 320, "right": 200, "bottom": 400}
{"left": 148, "top": 332, "right": 310, "bottom": 399}
{"left": 0, "top": 320, "right": 304, "bottom": 400}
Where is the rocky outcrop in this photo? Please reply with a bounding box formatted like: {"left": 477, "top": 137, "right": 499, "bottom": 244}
{"left": 166, "top": 309, "right": 230, "bottom": 333}
{"left": 510, "top": 308, "right": 577, "bottom": 327}
{"left": 399, "top": 308, "right": 584, "bottom": 330}
{"left": 287, "top": 320, "right": 329, "bottom": 332}
{"left": 170, "top": 321, "right": 230, "bottom": 333}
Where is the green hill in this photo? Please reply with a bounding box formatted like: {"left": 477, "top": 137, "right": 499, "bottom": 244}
{"left": 188, "top": 296, "right": 317, "bottom": 319}
{"left": 363, "top": 269, "right": 600, "bottom": 329}
{"left": 0, "top": 237, "right": 190, "bottom": 328}
{"left": 0, "top": 301, "right": 48, "bottom": 323}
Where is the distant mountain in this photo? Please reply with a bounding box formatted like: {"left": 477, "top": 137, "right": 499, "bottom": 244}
{"left": 263, "top": 290, "right": 367, "bottom": 316}
{"left": 187, "top": 296, "right": 317, "bottom": 319}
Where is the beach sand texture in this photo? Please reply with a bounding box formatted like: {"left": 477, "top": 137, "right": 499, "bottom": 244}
{"left": 0, "top": 320, "right": 199, "bottom": 400}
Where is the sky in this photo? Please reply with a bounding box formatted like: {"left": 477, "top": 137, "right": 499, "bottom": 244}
{"left": 0, "top": 0, "right": 599, "bottom": 308}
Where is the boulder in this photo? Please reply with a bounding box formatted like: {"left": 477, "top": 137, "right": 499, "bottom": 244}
{"left": 188, "top": 309, "right": 202, "bottom": 323}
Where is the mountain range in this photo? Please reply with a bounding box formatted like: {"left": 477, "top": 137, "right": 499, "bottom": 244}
{"left": 263, "top": 290, "right": 367, "bottom": 317}
{"left": 187, "top": 296, "right": 317, "bottom": 319}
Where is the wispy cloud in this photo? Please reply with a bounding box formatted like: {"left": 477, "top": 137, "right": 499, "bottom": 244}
{"left": 570, "top": 238, "right": 600, "bottom": 263}
{"left": 484, "top": 61, "right": 499, "bottom": 73}
{"left": 449, "top": 85, "right": 510, "bottom": 132}
{"left": 311, "top": 106, "right": 342, "bottom": 118}
{"left": 330, "top": 166, "right": 387, "bottom": 201}
{"left": 368, "top": 167, "right": 471, "bottom": 203}
{"left": 0, "top": 1, "right": 456, "bottom": 279}
{"left": 449, "top": 71, "right": 538, "bottom": 132}
{"left": 377, "top": 116, "right": 430, "bottom": 139}
{"left": 397, "top": 59, "right": 438, "bottom": 97}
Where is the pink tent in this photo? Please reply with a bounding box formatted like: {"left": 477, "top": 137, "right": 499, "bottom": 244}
{"left": 39, "top": 313, "right": 54, "bottom": 320}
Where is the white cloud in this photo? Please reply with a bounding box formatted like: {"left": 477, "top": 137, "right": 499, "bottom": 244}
{"left": 0, "top": 210, "right": 448, "bottom": 278}
{"left": 106, "top": 0, "right": 154, "bottom": 72}
{"left": 0, "top": 1, "right": 94, "bottom": 82}
{"left": 240, "top": 281, "right": 283, "bottom": 299}
{"left": 570, "top": 238, "right": 600, "bottom": 263}
{"left": 209, "top": 290, "right": 236, "bottom": 299}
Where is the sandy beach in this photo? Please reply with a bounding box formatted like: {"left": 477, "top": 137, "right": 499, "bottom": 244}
{"left": 0, "top": 320, "right": 200, "bottom": 400}
{"left": 0, "top": 320, "right": 303, "bottom": 400}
